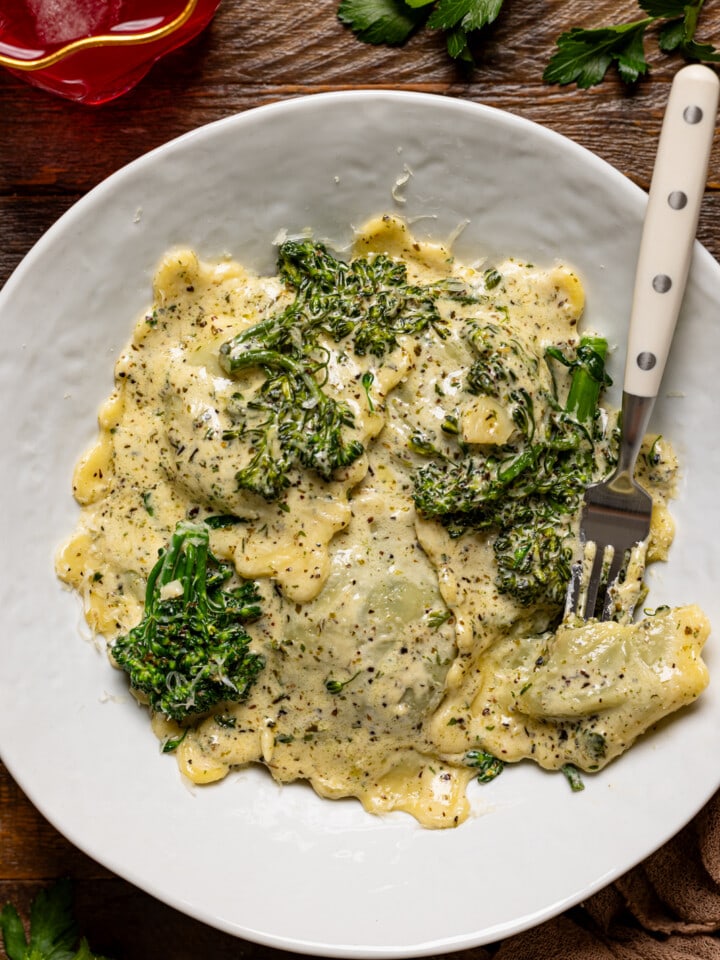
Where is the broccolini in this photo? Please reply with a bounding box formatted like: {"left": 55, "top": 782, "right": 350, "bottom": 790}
{"left": 413, "top": 334, "right": 614, "bottom": 608}
{"left": 219, "top": 238, "right": 447, "bottom": 499}
{"left": 111, "top": 520, "right": 264, "bottom": 721}
{"left": 222, "top": 352, "right": 364, "bottom": 500}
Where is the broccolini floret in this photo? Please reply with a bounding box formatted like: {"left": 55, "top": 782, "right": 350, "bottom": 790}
{"left": 413, "top": 334, "right": 614, "bottom": 608}
{"left": 222, "top": 351, "right": 364, "bottom": 499}
{"left": 465, "top": 322, "right": 538, "bottom": 406}
{"left": 111, "top": 521, "right": 264, "bottom": 721}
{"left": 218, "top": 239, "right": 447, "bottom": 499}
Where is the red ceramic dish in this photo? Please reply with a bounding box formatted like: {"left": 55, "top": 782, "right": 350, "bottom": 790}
{"left": 0, "top": 0, "right": 221, "bottom": 104}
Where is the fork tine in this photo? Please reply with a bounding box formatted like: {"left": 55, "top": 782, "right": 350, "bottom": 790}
{"left": 600, "top": 547, "right": 626, "bottom": 621}
{"left": 565, "top": 561, "right": 582, "bottom": 616}
{"left": 581, "top": 544, "right": 605, "bottom": 620}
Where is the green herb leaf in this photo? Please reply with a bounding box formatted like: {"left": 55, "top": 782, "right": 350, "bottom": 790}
{"left": 338, "top": 0, "right": 505, "bottom": 62}
{"left": 656, "top": 0, "right": 720, "bottom": 61}
{"left": 615, "top": 22, "right": 651, "bottom": 82}
{"left": 203, "top": 514, "right": 245, "bottom": 529}
{"left": 544, "top": 21, "right": 651, "bottom": 88}
{"left": 561, "top": 763, "right": 585, "bottom": 792}
{"left": 1, "top": 904, "right": 28, "bottom": 960}
{"left": 426, "top": 608, "right": 452, "bottom": 629}
{"left": 427, "top": 0, "right": 502, "bottom": 31}
{"left": 639, "top": 0, "right": 688, "bottom": 17}
{"left": 465, "top": 748, "right": 504, "bottom": 782}
{"left": 27, "top": 880, "right": 78, "bottom": 960}
{"left": 325, "top": 670, "right": 362, "bottom": 694}
{"left": 657, "top": 17, "right": 685, "bottom": 52}
{"left": 546, "top": 0, "right": 718, "bottom": 89}
{"left": 427, "top": 0, "right": 471, "bottom": 29}
{"left": 361, "top": 371, "right": 375, "bottom": 412}
{"left": 1, "top": 883, "right": 111, "bottom": 960}
{"left": 161, "top": 729, "right": 188, "bottom": 753}
{"left": 483, "top": 267, "right": 502, "bottom": 290}
{"left": 337, "top": 0, "right": 428, "bottom": 44}
{"left": 675, "top": 38, "right": 720, "bottom": 61}
{"left": 73, "top": 939, "right": 107, "bottom": 960}
{"left": 463, "top": 0, "right": 503, "bottom": 30}
{"left": 445, "top": 25, "right": 472, "bottom": 60}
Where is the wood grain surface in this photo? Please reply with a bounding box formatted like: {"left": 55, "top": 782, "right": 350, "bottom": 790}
{"left": 1, "top": 1, "right": 719, "bottom": 956}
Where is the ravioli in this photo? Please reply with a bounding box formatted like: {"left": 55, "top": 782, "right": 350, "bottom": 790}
{"left": 56, "top": 215, "right": 709, "bottom": 828}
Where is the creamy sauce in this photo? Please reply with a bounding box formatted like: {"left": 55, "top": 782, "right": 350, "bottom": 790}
{"left": 57, "top": 215, "right": 710, "bottom": 828}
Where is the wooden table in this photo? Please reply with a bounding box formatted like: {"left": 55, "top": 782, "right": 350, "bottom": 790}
{"left": 1, "top": 1, "right": 718, "bottom": 956}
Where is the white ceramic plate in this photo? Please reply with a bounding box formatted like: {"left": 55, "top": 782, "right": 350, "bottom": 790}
{"left": 1, "top": 92, "right": 719, "bottom": 958}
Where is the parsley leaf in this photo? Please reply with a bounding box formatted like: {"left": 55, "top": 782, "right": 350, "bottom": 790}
{"left": 639, "top": 0, "right": 687, "bottom": 16}
{"left": 462, "top": 0, "right": 504, "bottom": 31}
{"left": 657, "top": 16, "right": 686, "bottom": 51}
{"left": 545, "top": 0, "right": 720, "bottom": 88}
{"left": 426, "top": 0, "right": 503, "bottom": 31}
{"left": 445, "top": 24, "right": 472, "bottom": 61}
{"left": 657, "top": 7, "right": 720, "bottom": 61}
{"left": 337, "top": 0, "right": 505, "bottom": 60}
{"left": 27, "top": 881, "right": 78, "bottom": 960}
{"left": 0, "top": 881, "right": 111, "bottom": 960}
{"left": 677, "top": 38, "right": 720, "bottom": 61}
{"left": 0, "top": 904, "right": 27, "bottom": 960}
{"left": 72, "top": 940, "right": 106, "bottom": 960}
{"left": 544, "top": 21, "right": 651, "bottom": 88}
{"left": 337, "top": 0, "right": 719, "bottom": 78}
{"left": 337, "top": 0, "right": 428, "bottom": 44}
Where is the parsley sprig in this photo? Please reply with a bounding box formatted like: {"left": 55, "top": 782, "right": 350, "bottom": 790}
{"left": 337, "top": 0, "right": 505, "bottom": 62}
{"left": 1, "top": 880, "right": 111, "bottom": 960}
{"left": 544, "top": 0, "right": 720, "bottom": 88}
{"left": 338, "top": 0, "right": 720, "bottom": 83}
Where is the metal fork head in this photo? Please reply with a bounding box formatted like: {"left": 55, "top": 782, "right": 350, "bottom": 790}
{"left": 565, "top": 475, "right": 653, "bottom": 621}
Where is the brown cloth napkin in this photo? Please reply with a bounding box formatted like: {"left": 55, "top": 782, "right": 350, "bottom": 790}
{"left": 455, "top": 789, "right": 720, "bottom": 959}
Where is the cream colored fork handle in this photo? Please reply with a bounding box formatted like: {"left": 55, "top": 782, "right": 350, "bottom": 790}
{"left": 624, "top": 64, "right": 719, "bottom": 399}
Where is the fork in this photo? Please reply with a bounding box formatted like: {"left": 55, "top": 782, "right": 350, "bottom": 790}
{"left": 566, "top": 64, "right": 719, "bottom": 621}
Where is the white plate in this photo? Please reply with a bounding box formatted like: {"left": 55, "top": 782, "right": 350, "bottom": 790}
{"left": 1, "top": 92, "right": 719, "bottom": 958}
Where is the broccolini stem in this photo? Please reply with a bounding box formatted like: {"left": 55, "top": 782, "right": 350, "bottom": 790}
{"left": 228, "top": 348, "right": 327, "bottom": 402}
{"left": 564, "top": 335, "right": 610, "bottom": 423}
{"left": 144, "top": 521, "right": 203, "bottom": 614}
{"left": 219, "top": 315, "right": 294, "bottom": 369}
